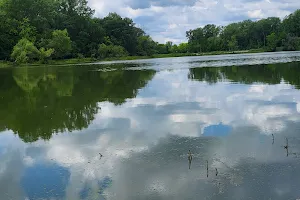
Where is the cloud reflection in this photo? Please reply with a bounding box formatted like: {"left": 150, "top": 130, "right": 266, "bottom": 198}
{"left": 2, "top": 62, "right": 300, "bottom": 199}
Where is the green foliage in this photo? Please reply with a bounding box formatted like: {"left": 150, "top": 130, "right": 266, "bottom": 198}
{"left": 186, "top": 13, "right": 299, "bottom": 53}
{"left": 283, "top": 10, "right": 300, "bottom": 37}
{"left": 207, "top": 37, "right": 223, "bottom": 52}
{"left": 98, "top": 44, "right": 128, "bottom": 58}
{"left": 266, "top": 33, "right": 278, "bottom": 51}
{"left": 171, "top": 44, "right": 178, "bottom": 53}
{"left": 155, "top": 44, "right": 168, "bottom": 54}
{"left": 1, "top": 0, "right": 300, "bottom": 62}
{"left": 39, "top": 48, "right": 54, "bottom": 63}
{"left": 0, "top": 15, "right": 19, "bottom": 60}
{"left": 177, "top": 43, "right": 188, "bottom": 53}
{"left": 283, "top": 35, "right": 300, "bottom": 51}
{"left": 11, "top": 38, "right": 40, "bottom": 64}
{"left": 165, "top": 41, "right": 173, "bottom": 53}
{"left": 49, "top": 29, "right": 72, "bottom": 59}
{"left": 19, "top": 18, "right": 37, "bottom": 42}
{"left": 228, "top": 36, "right": 238, "bottom": 51}
{"left": 137, "top": 36, "right": 156, "bottom": 56}
{"left": 59, "top": 0, "right": 95, "bottom": 17}
{"left": 102, "top": 13, "right": 145, "bottom": 55}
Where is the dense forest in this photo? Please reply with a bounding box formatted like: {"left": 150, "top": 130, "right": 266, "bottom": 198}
{"left": 1, "top": 0, "right": 300, "bottom": 64}
{"left": 186, "top": 11, "right": 300, "bottom": 53}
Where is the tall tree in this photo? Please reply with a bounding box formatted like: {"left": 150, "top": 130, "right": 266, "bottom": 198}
{"left": 48, "top": 29, "right": 72, "bottom": 59}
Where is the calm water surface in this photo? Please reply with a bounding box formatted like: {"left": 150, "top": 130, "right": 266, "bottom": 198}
{"left": 1, "top": 52, "right": 300, "bottom": 199}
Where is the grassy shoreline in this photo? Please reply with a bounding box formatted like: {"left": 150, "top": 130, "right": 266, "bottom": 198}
{"left": 0, "top": 49, "right": 266, "bottom": 67}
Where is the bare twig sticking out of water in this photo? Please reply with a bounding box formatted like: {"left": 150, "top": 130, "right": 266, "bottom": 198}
{"left": 272, "top": 134, "right": 274, "bottom": 145}
{"left": 188, "top": 150, "right": 193, "bottom": 169}
{"left": 216, "top": 168, "right": 218, "bottom": 176}
{"left": 206, "top": 160, "right": 209, "bottom": 178}
{"left": 284, "top": 138, "right": 289, "bottom": 157}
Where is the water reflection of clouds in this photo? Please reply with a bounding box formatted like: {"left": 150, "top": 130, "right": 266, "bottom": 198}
{"left": 0, "top": 132, "right": 26, "bottom": 199}
{"left": 2, "top": 67, "right": 300, "bottom": 199}
{"left": 94, "top": 70, "right": 300, "bottom": 136}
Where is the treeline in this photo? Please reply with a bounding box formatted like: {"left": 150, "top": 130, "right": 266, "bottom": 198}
{"left": 1, "top": 0, "right": 300, "bottom": 64}
{"left": 186, "top": 10, "right": 300, "bottom": 52}
{"left": 0, "top": 0, "right": 177, "bottom": 64}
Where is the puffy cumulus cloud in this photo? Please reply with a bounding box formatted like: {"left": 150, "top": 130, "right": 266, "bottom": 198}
{"left": 88, "top": 0, "right": 300, "bottom": 43}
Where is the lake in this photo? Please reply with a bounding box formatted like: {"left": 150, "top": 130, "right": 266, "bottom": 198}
{"left": 1, "top": 52, "right": 300, "bottom": 200}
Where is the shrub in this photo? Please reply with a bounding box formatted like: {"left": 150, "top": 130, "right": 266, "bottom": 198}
{"left": 11, "top": 38, "right": 40, "bottom": 64}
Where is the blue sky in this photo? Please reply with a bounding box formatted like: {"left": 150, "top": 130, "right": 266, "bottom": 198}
{"left": 89, "top": 0, "right": 299, "bottom": 44}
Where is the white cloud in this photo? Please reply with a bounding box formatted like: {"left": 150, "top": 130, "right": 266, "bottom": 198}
{"left": 248, "top": 9, "right": 264, "bottom": 19}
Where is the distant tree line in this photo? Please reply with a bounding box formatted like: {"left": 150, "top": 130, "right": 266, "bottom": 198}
{"left": 186, "top": 10, "right": 300, "bottom": 53}
{"left": 1, "top": 0, "right": 300, "bottom": 64}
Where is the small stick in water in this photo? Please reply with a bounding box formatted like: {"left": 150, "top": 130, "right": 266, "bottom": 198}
{"left": 188, "top": 150, "right": 193, "bottom": 169}
{"left": 284, "top": 138, "right": 289, "bottom": 157}
{"left": 206, "top": 160, "right": 209, "bottom": 178}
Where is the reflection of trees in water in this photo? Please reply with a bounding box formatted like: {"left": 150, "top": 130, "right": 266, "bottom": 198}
{"left": 189, "top": 62, "right": 300, "bottom": 88}
{"left": 0, "top": 65, "right": 155, "bottom": 142}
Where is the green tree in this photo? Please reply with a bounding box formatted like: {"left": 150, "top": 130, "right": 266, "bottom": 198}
{"left": 186, "top": 28, "right": 205, "bottom": 52}
{"left": 266, "top": 33, "right": 278, "bottom": 51}
{"left": 155, "top": 44, "right": 168, "bottom": 54}
{"left": 49, "top": 29, "right": 72, "bottom": 59}
{"left": 111, "top": 45, "right": 128, "bottom": 57}
{"left": 220, "top": 23, "right": 239, "bottom": 50}
{"left": 102, "top": 13, "right": 145, "bottom": 55}
{"left": 98, "top": 43, "right": 109, "bottom": 58}
{"left": 203, "top": 24, "right": 221, "bottom": 37}
{"left": 137, "top": 36, "right": 156, "bottom": 56}
{"left": 2, "top": 0, "right": 60, "bottom": 40}
{"left": 228, "top": 36, "right": 238, "bottom": 51}
{"left": 171, "top": 44, "right": 178, "bottom": 53}
{"left": 283, "top": 35, "right": 300, "bottom": 51}
{"left": 39, "top": 48, "right": 54, "bottom": 63}
{"left": 19, "top": 18, "right": 37, "bottom": 42}
{"left": 165, "top": 41, "right": 173, "bottom": 53}
{"left": 98, "top": 44, "right": 128, "bottom": 58}
{"left": 0, "top": 15, "right": 19, "bottom": 60}
{"left": 59, "top": 0, "right": 94, "bottom": 17}
{"left": 207, "top": 37, "right": 223, "bottom": 52}
{"left": 255, "top": 17, "right": 281, "bottom": 47}
{"left": 11, "top": 38, "right": 40, "bottom": 64}
{"left": 282, "top": 10, "right": 300, "bottom": 37}
{"left": 177, "top": 43, "right": 188, "bottom": 53}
